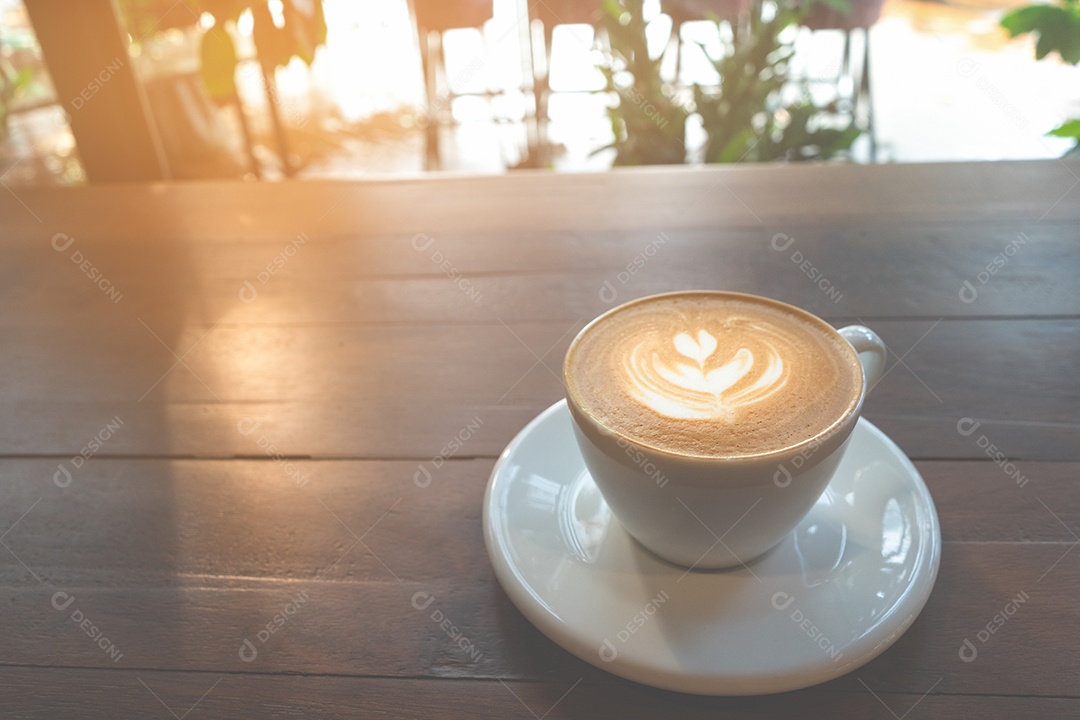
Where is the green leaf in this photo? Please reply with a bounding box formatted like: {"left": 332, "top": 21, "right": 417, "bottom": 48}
{"left": 715, "top": 127, "right": 757, "bottom": 162}
{"left": 1048, "top": 118, "right": 1080, "bottom": 137}
{"left": 199, "top": 28, "right": 239, "bottom": 102}
{"left": 1001, "top": 5, "right": 1068, "bottom": 35}
{"left": 597, "top": 0, "right": 688, "bottom": 165}
{"left": 814, "top": 0, "right": 852, "bottom": 14}
{"left": 1000, "top": 4, "right": 1080, "bottom": 64}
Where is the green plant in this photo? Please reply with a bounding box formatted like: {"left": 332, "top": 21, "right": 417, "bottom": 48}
{"left": 597, "top": 0, "right": 860, "bottom": 166}
{"left": 115, "top": 0, "right": 327, "bottom": 104}
{"left": 0, "top": 60, "right": 33, "bottom": 141}
{"left": 695, "top": 5, "right": 859, "bottom": 162}
{"left": 1001, "top": 0, "right": 1080, "bottom": 150}
{"left": 599, "top": 0, "right": 690, "bottom": 165}
{"left": 693, "top": 10, "right": 789, "bottom": 162}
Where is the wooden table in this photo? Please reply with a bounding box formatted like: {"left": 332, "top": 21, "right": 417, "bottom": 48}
{"left": 1, "top": 160, "right": 1078, "bottom": 717}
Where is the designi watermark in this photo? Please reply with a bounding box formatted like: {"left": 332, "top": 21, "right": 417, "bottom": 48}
{"left": 955, "top": 58, "right": 1030, "bottom": 130}
{"left": 54, "top": 416, "right": 124, "bottom": 488}
{"left": 239, "top": 589, "right": 311, "bottom": 662}
{"left": 618, "top": 85, "right": 682, "bottom": 131}
{"left": 956, "top": 418, "right": 1028, "bottom": 488}
{"left": 71, "top": 56, "right": 124, "bottom": 111}
{"left": 958, "top": 590, "right": 1029, "bottom": 662}
{"left": 51, "top": 591, "right": 124, "bottom": 662}
{"left": 599, "top": 590, "right": 669, "bottom": 662}
{"left": 51, "top": 234, "right": 123, "bottom": 303}
{"left": 613, "top": 436, "right": 669, "bottom": 488}
{"left": 771, "top": 591, "right": 843, "bottom": 662}
{"left": 411, "top": 234, "right": 483, "bottom": 305}
{"left": 239, "top": 233, "right": 309, "bottom": 303}
{"left": 414, "top": 416, "right": 484, "bottom": 487}
{"left": 958, "top": 232, "right": 1029, "bottom": 304}
{"left": 599, "top": 233, "right": 669, "bottom": 304}
{"left": 774, "top": 436, "right": 823, "bottom": 488}
{"left": 411, "top": 591, "right": 484, "bottom": 662}
{"left": 237, "top": 418, "right": 309, "bottom": 487}
{"left": 771, "top": 233, "right": 844, "bottom": 304}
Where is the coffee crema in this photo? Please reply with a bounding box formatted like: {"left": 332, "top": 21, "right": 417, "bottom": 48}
{"left": 565, "top": 292, "right": 863, "bottom": 458}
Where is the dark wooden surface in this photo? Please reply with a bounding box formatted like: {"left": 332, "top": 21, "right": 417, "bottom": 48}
{"left": 1, "top": 160, "right": 1078, "bottom": 717}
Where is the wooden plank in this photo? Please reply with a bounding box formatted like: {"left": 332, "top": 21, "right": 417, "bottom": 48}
{"left": 1, "top": 160, "right": 1077, "bottom": 238}
{"left": 1, "top": 459, "right": 1076, "bottom": 585}
{"left": 0, "top": 459, "right": 1077, "bottom": 695}
{"left": 1, "top": 670, "right": 1078, "bottom": 719}
{"left": 4, "top": 223, "right": 1077, "bottom": 324}
{"left": 0, "top": 319, "right": 1076, "bottom": 459}
{"left": 0, "top": 544, "right": 1074, "bottom": 695}
{"left": 0, "top": 459, "right": 489, "bottom": 586}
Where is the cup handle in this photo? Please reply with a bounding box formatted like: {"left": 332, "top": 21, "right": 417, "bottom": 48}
{"left": 838, "top": 325, "right": 887, "bottom": 392}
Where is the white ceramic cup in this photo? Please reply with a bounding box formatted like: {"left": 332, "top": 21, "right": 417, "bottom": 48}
{"left": 565, "top": 292, "right": 887, "bottom": 570}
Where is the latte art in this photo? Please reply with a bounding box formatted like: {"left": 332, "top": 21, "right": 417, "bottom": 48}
{"left": 565, "top": 292, "right": 863, "bottom": 458}
{"left": 623, "top": 327, "right": 788, "bottom": 420}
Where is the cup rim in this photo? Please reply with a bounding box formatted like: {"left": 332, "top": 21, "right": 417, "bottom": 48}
{"left": 563, "top": 290, "right": 866, "bottom": 463}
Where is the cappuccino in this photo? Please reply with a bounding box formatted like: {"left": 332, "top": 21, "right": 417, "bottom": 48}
{"left": 564, "top": 292, "right": 862, "bottom": 458}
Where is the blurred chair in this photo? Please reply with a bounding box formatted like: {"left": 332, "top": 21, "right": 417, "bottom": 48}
{"left": 665, "top": 0, "right": 752, "bottom": 83}
{"left": 525, "top": 0, "right": 604, "bottom": 167}
{"left": 411, "top": 0, "right": 494, "bottom": 169}
{"left": 795, "top": 0, "right": 885, "bottom": 160}
{"left": 142, "top": 71, "right": 250, "bottom": 180}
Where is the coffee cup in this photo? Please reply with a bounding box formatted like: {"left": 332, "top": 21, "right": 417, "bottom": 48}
{"left": 563, "top": 291, "right": 886, "bottom": 570}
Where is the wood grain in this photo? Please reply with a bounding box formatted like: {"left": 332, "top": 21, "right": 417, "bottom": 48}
{"left": 2, "top": 160, "right": 1078, "bottom": 241}
{"left": 2, "top": 669, "right": 1079, "bottom": 719}
{"left": 2, "top": 162, "right": 1078, "bottom": 716}
{"left": 1, "top": 459, "right": 1076, "bottom": 584}
{"left": 0, "top": 319, "right": 1076, "bottom": 459}
{"left": 0, "top": 544, "right": 1075, "bottom": 695}
{"left": 1, "top": 459, "right": 1077, "bottom": 696}
{"left": 3, "top": 222, "right": 1077, "bottom": 326}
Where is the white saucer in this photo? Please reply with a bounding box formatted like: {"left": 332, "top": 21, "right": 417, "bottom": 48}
{"left": 483, "top": 400, "right": 941, "bottom": 696}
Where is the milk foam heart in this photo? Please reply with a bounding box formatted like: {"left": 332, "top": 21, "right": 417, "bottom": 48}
{"left": 565, "top": 292, "right": 863, "bottom": 458}
{"left": 623, "top": 327, "right": 788, "bottom": 421}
